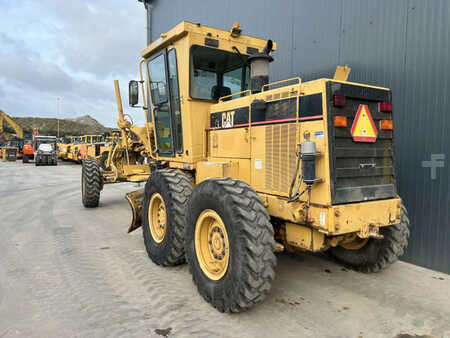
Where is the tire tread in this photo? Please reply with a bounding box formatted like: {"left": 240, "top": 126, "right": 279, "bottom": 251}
{"left": 82, "top": 158, "right": 101, "bottom": 208}
{"left": 186, "top": 178, "right": 276, "bottom": 312}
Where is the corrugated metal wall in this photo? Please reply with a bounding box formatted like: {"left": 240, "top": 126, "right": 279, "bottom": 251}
{"left": 145, "top": 0, "right": 450, "bottom": 274}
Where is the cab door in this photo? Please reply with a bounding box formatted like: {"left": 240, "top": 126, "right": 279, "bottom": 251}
{"left": 147, "top": 48, "right": 183, "bottom": 157}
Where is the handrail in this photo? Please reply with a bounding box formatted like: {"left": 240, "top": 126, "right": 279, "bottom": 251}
{"left": 218, "top": 90, "right": 251, "bottom": 102}
{"left": 262, "top": 77, "right": 302, "bottom": 92}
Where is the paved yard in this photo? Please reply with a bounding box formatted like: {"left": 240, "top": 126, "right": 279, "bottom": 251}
{"left": 0, "top": 161, "right": 449, "bottom": 337}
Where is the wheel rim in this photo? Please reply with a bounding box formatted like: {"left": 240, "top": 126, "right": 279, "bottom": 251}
{"left": 195, "top": 209, "right": 230, "bottom": 281}
{"left": 148, "top": 193, "right": 167, "bottom": 243}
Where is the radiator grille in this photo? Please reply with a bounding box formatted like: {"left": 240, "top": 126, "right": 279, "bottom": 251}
{"left": 265, "top": 123, "right": 297, "bottom": 194}
{"left": 327, "top": 82, "right": 396, "bottom": 204}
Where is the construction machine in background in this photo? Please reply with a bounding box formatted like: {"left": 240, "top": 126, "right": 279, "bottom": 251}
{"left": 57, "top": 136, "right": 74, "bottom": 161}
{"left": 63, "top": 134, "right": 106, "bottom": 163}
{"left": 81, "top": 22, "right": 409, "bottom": 312}
{"left": 91, "top": 130, "right": 122, "bottom": 170}
{"left": 0, "top": 110, "right": 24, "bottom": 159}
{"left": 1, "top": 146, "right": 18, "bottom": 162}
{"left": 78, "top": 134, "right": 105, "bottom": 161}
{"left": 22, "top": 128, "right": 40, "bottom": 163}
{"left": 22, "top": 130, "right": 58, "bottom": 166}
{"left": 66, "top": 136, "right": 84, "bottom": 163}
{"left": 34, "top": 136, "right": 58, "bottom": 166}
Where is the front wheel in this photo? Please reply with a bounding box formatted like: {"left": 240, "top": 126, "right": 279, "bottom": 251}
{"left": 142, "top": 169, "right": 193, "bottom": 266}
{"left": 329, "top": 205, "right": 410, "bottom": 272}
{"left": 185, "top": 178, "right": 277, "bottom": 312}
{"left": 81, "top": 158, "right": 101, "bottom": 208}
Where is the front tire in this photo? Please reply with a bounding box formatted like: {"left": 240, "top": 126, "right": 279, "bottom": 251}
{"left": 81, "top": 158, "right": 101, "bottom": 208}
{"left": 329, "top": 205, "right": 410, "bottom": 272}
{"left": 23, "top": 155, "right": 28, "bottom": 164}
{"left": 142, "top": 169, "right": 193, "bottom": 266}
{"left": 185, "top": 178, "right": 277, "bottom": 312}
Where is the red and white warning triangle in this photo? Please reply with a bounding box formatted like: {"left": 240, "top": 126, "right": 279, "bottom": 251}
{"left": 350, "top": 104, "right": 378, "bottom": 142}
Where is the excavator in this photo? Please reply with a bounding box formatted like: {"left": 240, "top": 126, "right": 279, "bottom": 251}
{"left": 0, "top": 110, "right": 24, "bottom": 159}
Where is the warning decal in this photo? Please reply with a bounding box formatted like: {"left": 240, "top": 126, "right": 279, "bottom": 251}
{"left": 350, "top": 104, "right": 378, "bottom": 142}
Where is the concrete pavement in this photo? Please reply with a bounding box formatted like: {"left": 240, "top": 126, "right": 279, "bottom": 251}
{"left": 0, "top": 161, "right": 449, "bottom": 337}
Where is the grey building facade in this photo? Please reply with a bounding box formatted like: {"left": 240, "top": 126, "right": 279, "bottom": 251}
{"left": 141, "top": 0, "right": 450, "bottom": 274}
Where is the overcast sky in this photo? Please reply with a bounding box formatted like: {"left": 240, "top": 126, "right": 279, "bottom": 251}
{"left": 0, "top": 0, "right": 147, "bottom": 127}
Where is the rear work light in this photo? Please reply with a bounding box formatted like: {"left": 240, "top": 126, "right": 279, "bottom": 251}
{"left": 333, "top": 95, "right": 346, "bottom": 107}
{"left": 333, "top": 116, "right": 347, "bottom": 128}
{"left": 380, "top": 119, "right": 393, "bottom": 130}
{"left": 379, "top": 101, "right": 392, "bottom": 112}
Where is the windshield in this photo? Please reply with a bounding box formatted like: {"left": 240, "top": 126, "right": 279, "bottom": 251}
{"left": 38, "top": 143, "right": 54, "bottom": 152}
{"left": 190, "top": 45, "right": 249, "bottom": 101}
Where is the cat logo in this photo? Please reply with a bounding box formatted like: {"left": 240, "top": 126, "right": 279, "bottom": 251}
{"left": 221, "top": 111, "right": 235, "bottom": 128}
{"left": 350, "top": 104, "right": 378, "bottom": 142}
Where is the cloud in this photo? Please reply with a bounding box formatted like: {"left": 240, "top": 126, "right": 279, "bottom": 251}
{"left": 0, "top": 0, "right": 147, "bottom": 127}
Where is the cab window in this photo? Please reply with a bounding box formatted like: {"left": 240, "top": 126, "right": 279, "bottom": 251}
{"left": 190, "top": 45, "right": 248, "bottom": 101}
{"left": 168, "top": 49, "right": 183, "bottom": 153}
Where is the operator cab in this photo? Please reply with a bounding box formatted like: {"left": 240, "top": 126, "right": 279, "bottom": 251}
{"left": 128, "top": 21, "right": 270, "bottom": 160}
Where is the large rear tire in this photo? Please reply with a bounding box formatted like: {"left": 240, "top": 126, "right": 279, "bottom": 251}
{"left": 81, "top": 158, "right": 101, "bottom": 208}
{"left": 142, "top": 169, "right": 193, "bottom": 266}
{"left": 185, "top": 178, "right": 277, "bottom": 312}
{"left": 329, "top": 205, "right": 410, "bottom": 272}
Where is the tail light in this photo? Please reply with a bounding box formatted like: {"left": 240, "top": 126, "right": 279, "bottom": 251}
{"left": 380, "top": 120, "right": 393, "bottom": 130}
{"left": 333, "top": 116, "right": 347, "bottom": 128}
{"left": 379, "top": 101, "right": 392, "bottom": 112}
{"left": 332, "top": 95, "right": 346, "bottom": 107}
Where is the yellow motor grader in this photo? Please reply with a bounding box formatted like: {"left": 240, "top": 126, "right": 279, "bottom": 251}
{"left": 82, "top": 22, "right": 409, "bottom": 312}
{"left": 57, "top": 136, "right": 74, "bottom": 161}
{"left": 65, "top": 136, "right": 83, "bottom": 162}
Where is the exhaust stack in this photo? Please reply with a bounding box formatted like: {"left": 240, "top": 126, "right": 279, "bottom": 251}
{"left": 248, "top": 40, "right": 274, "bottom": 93}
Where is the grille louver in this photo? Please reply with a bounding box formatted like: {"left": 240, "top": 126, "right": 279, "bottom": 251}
{"left": 265, "top": 124, "right": 297, "bottom": 194}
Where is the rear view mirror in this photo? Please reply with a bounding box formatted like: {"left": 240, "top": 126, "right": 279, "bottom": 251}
{"left": 129, "top": 80, "right": 139, "bottom": 106}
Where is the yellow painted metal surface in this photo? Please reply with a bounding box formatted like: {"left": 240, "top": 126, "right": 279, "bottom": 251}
{"left": 333, "top": 65, "right": 351, "bottom": 81}
{"left": 196, "top": 160, "right": 240, "bottom": 184}
{"left": 209, "top": 128, "right": 250, "bottom": 159}
{"left": 285, "top": 222, "right": 325, "bottom": 252}
{"left": 148, "top": 193, "right": 167, "bottom": 243}
{"left": 108, "top": 21, "right": 402, "bottom": 249}
{"left": 327, "top": 198, "right": 402, "bottom": 235}
{"left": 123, "top": 164, "right": 150, "bottom": 175}
{"left": 141, "top": 21, "right": 273, "bottom": 59}
{"left": 194, "top": 209, "right": 230, "bottom": 280}
{"left": 260, "top": 192, "right": 401, "bottom": 236}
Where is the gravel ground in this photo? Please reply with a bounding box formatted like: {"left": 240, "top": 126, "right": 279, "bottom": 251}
{"left": 0, "top": 161, "right": 449, "bottom": 338}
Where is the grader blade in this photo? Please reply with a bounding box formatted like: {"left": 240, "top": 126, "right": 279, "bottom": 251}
{"left": 125, "top": 188, "right": 145, "bottom": 233}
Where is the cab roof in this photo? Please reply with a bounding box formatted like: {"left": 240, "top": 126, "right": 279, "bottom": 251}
{"left": 141, "top": 21, "right": 275, "bottom": 58}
